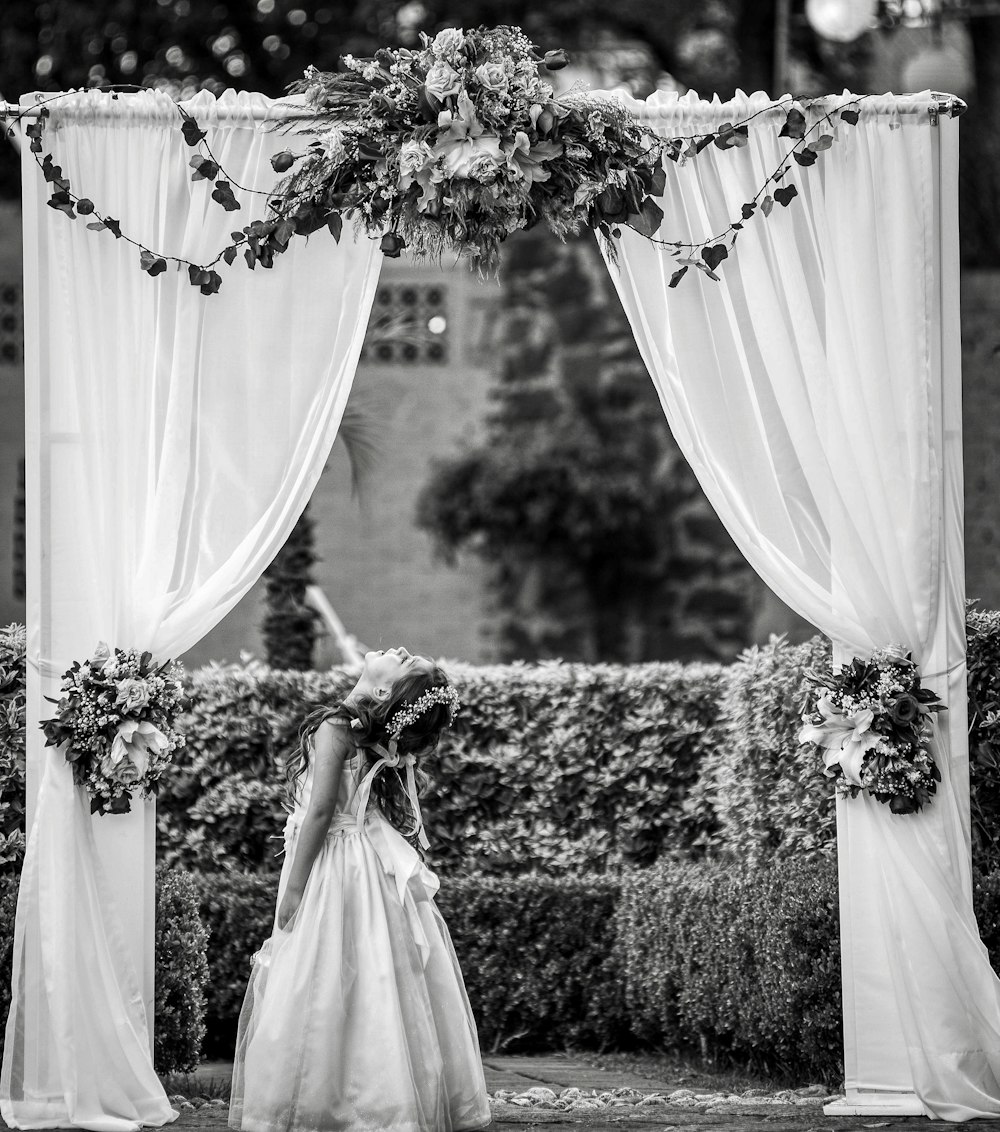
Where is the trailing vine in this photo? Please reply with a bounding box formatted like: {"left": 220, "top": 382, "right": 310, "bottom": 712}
{"left": 0, "top": 38, "right": 958, "bottom": 296}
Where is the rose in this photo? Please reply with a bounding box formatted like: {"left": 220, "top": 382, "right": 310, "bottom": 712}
{"left": 542, "top": 48, "right": 571, "bottom": 70}
{"left": 91, "top": 641, "right": 111, "bottom": 667}
{"left": 379, "top": 232, "right": 406, "bottom": 258}
{"left": 320, "top": 128, "right": 348, "bottom": 164}
{"left": 438, "top": 133, "right": 503, "bottom": 178}
{"left": 115, "top": 677, "right": 150, "bottom": 714}
{"left": 888, "top": 694, "right": 921, "bottom": 725}
{"left": 431, "top": 27, "right": 465, "bottom": 61}
{"left": 423, "top": 60, "right": 462, "bottom": 106}
{"left": 101, "top": 749, "right": 139, "bottom": 787}
{"left": 475, "top": 62, "right": 508, "bottom": 93}
{"left": 399, "top": 139, "right": 433, "bottom": 178}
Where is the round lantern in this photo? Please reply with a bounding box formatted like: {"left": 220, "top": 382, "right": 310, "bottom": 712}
{"left": 805, "top": 0, "right": 878, "bottom": 42}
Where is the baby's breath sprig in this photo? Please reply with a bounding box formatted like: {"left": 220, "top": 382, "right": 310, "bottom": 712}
{"left": 387, "top": 685, "right": 461, "bottom": 740}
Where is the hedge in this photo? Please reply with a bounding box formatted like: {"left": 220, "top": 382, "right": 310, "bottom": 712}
{"left": 617, "top": 856, "right": 842, "bottom": 1081}
{"left": 0, "top": 867, "right": 207, "bottom": 1074}
{"left": 158, "top": 658, "right": 728, "bottom": 876}
{"left": 7, "top": 611, "right": 1000, "bottom": 878}
{"left": 192, "top": 867, "right": 629, "bottom": 1058}
{"left": 187, "top": 859, "right": 1000, "bottom": 1074}
{"left": 0, "top": 625, "right": 25, "bottom": 878}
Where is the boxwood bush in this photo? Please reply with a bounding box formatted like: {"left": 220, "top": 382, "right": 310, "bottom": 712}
{"left": 0, "top": 867, "right": 207, "bottom": 1072}
{"left": 616, "top": 856, "right": 843, "bottom": 1081}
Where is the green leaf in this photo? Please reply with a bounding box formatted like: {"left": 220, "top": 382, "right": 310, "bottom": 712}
{"left": 792, "top": 147, "right": 817, "bottom": 167}
{"left": 648, "top": 163, "right": 666, "bottom": 196}
{"left": 180, "top": 116, "right": 207, "bottom": 147}
{"left": 761, "top": 195, "right": 774, "bottom": 217}
{"left": 701, "top": 243, "right": 728, "bottom": 272}
{"left": 211, "top": 181, "right": 241, "bottom": 212}
{"left": 272, "top": 219, "right": 296, "bottom": 249}
{"left": 76, "top": 198, "right": 95, "bottom": 215}
{"left": 840, "top": 109, "right": 860, "bottom": 125}
{"left": 189, "top": 155, "right": 219, "bottom": 181}
{"left": 774, "top": 184, "right": 798, "bottom": 207}
{"left": 741, "top": 202, "right": 756, "bottom": 220}
{"left": 223, "top": 245, "right": 238, "bottom": 266}
{"left": 199, "top": 270, "right": 222, "bottom": 296}
{"left": 779, "top": 108, "right": 807, "bottom": 139}
{"left": 327, "top": 212, "right": 343, "bottom": 243}
{"left": 668, "top": 265, "right": 689, "bottom": 288}
{"left": 46, "top": 190, "right": 75, "bottom": 218}
{"left": 627, "top": 197, "right": 663, "bottom": 239}
{"left": 813, "top": 134, "right": 834, "bottom": 151}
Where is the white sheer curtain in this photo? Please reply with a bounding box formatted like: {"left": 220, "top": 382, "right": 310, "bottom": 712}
{"left": 2, "top": 89, "right": 382, "bottom": 1130}
{"left": 601, "top": 90, "right": 998, "bottom": 1120}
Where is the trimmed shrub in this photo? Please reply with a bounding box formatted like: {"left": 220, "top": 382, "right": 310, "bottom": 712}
{"left": 191, "top": 868, "right": 629, "bottom": 1057}
{"left": 693, "top": 634, "right": 834, "bottom": 864}
{"left": 159, "top": 659, "right": 728, "bottom": 876}
{"left": 0, "top": 875, "right": 17, "bottom": 1041}
{"left": 191, "top": 868, "right": 281, "bottom": 1057}
{"left": 0, "top": 869, "right": 207, "bottom": 1069}
{"left": 154, "top": 865, "right": 209, "bottom": 1073}
{"left": 967, "top": 606, "right": 1000, "bottom": 871}
{"left": 0, "top": 624, "right": 26, "bottom": 877}
{"left": 436, "top": 873, "right": 629, "bottom": 1052}
{"left": 616, "top": 856, "right": 842, "bottom": 1081}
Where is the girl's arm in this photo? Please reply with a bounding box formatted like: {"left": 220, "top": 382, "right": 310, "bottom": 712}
{"left": 277, "top": 719, "right": 351, "bottom": 929}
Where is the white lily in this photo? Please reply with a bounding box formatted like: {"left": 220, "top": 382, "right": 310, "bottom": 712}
{"left": 798, "top": 694, "right": 880, "bottom": 786}
{"left": 110, "top": 718, "right": 170, "bottom": 777}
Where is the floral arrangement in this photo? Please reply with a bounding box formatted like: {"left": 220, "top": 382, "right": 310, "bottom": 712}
{"left": 387, "top": 684, "right": 461, "bottom": 739}
{"left": 273, "top": 25, "right": 666, "bottom": 274}
{"left": 798, "top": 647, "right": 944, "bottom": 814}
{"left": 40, "top": 643, "right": 185, "bottom": 815}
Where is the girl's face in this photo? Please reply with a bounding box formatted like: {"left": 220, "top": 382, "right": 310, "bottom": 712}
{"left": 363, "top": 647, "right": 433, "bottom": 691}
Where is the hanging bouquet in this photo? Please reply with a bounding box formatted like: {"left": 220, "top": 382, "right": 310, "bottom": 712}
{"left": 40, "top": 643, "right": 185, "bottom": 816}
{"left": 272, "top": 25, "right": 666, "bottom": 274}
{"left": 798, "top": 647, "right": 945, "bottom": 814}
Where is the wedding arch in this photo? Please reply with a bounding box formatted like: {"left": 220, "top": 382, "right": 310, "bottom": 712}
{"left": 0, "top": 33, "right": 989, "bottom": 1128}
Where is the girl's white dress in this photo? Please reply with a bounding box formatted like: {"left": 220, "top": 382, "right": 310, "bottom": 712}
{"left": 229, "top": 723, "right": 491, "bottom": 1132}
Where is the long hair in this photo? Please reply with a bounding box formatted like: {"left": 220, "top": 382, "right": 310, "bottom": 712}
{"left": 284, "top": 665, "right": 454, "bottom": 839}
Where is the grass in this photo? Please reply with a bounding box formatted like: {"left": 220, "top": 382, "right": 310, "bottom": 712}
{"left": 571, "top": 1050, "right": 840, "bottom": 1093}
{"left": 159, "top": 1072, "right": 232, "bottom": 1101}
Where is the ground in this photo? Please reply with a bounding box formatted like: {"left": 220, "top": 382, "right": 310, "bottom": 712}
{"left": 144, "top": 1054, "right": 1000, "bottom": 1132}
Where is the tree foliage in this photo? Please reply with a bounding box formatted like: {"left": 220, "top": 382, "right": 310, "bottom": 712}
{"left": 261, "top": 503, "right": 318, "bottom": 670}
{"left": 417, "top": 232, "right": 756, "bottom": 663}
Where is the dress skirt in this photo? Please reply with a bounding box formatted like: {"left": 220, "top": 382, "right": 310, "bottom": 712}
{"left": 229, "top": 810, "right": 491, "bottom": 1132}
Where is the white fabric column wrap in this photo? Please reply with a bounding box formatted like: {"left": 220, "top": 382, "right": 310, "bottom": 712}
{"left": 2, "top": 89, "right": 382, "bottom": 1130}
{"left": 601, "top": 89, "right": 1000, "bottom": 1120}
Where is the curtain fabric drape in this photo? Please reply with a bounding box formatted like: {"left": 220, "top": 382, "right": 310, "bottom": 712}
{"left": 601, "top": 89, "right": 997, "bottom": 1120}
{"left": 2, "top": 89, "right": 382, "bottom": 1130}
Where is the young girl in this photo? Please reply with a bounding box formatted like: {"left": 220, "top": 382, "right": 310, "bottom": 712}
{"left": 229, "top": 647, "right": 491, "bottom": 1132}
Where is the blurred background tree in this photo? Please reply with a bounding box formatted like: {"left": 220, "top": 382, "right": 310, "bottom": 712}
{"left": 416, "top": 233, "right": 755, "bottom": 663}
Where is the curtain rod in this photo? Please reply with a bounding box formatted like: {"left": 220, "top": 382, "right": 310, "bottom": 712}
{"left": 0, "top": 99, "right": 315, "bottom": 122}
{"left": 1, "top": 91, "right": 966, "bottom": 124}
{"left": 620, "top": 91, "right": 966, "bottom": 125}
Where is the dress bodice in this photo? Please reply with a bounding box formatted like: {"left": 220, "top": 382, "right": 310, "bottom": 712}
{"left": 293, "top": 748, "right": 369, "bottom": 820}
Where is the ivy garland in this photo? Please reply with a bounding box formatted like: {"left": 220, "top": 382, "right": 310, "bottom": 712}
{"left": 2, "top": 34, "right": 954, "bottom": 295}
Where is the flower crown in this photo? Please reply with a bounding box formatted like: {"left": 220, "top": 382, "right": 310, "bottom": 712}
{"left": 387, "top": 684, "right": 461, "bottom": 740}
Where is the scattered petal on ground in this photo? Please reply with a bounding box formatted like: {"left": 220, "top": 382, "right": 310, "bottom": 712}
{"left": 488, "top": 1084, "right": 846, "bottom": 1112}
